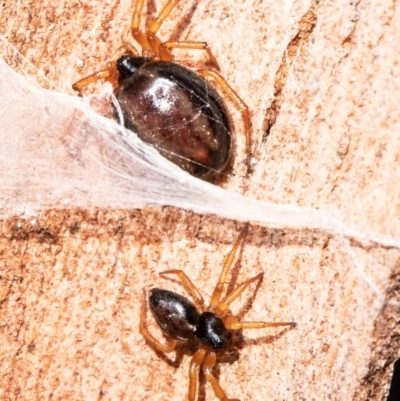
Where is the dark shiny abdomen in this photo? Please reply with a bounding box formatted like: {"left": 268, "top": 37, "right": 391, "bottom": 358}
{"left": 149, "top": 288, "right": 199, "bottom": 340}
{"left": 115, "top": 61, "right": 231, "bottom": 181}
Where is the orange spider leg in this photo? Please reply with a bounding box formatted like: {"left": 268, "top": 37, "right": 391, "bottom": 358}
{"left": 72, "top": 62, "right": 118, "bottom": 92}
{"left": 210, "top": 223, "right": 249, "bottom": 309}
{"left": 159, "top": 41, "right": 220, "bottom": 70}
{"left": 215, "top": 272, "right": 264, "bottom": 315}
{"left": 203, "top": 352, "right": 238, "bottom": 401}
{"left": 188, "top": 348, "right": 206, "bottom": 401}
{"left": 159, "top": 269, "right": 205, "bottom": 310}
{"left": 139, "top": 290, "right": 178, "bottom": 352}
{"left": 197, "top": 68, "right": 252, "bottom": 176}
{"left": 131, "top": 0, "right": 154, "bottom": 57}
{"left": 226, "top": 320, "right": 296, "bottom": 330}
{"left": 147, "top": 0, "right": 179, "bottom": 56}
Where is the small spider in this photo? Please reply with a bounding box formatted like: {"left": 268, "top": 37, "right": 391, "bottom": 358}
{"left": 140, "top": 224, "right": 296, "bottom": 401}
{"left": 72, "top": 0, "right": 251, "bottom": 182}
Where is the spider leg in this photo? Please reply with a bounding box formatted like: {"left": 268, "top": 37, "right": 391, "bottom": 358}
{"left": 197, "top": 68, "right": 252, "bottom": 176}
{"left": 188, "top": 348, "right": 206, "bottom": 401}
{"left": 210, "top": 223, "right": 249, "bottom": 309}
{"left": 139, "top": 289, "right": 178, "bottom": 353}
{"left": 146, "top": 0, "right": 179, "bottom": 56}
{"left": 203, "top": 352, "right": 238, "bottom": 401}
{"left": 215, "top": 273, "right": 263, "bottom": 316}
{"left": 158, "top": 41, "right": 220, "bottom": 70}
{"left": 159, "top": 269, "right": 205, "bottom": 310}
{"left": 72, "top": 62, "right": 118, "bottom": 92}
{"left": 132, "top": 0, "right": 154, "bottom": 57}
{"left": 225, "top": 318, "right": 296, "bottom": 330}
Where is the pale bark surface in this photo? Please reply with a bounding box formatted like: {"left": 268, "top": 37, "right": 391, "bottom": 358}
{"left": 1, "top": 1, "right": 400, "bottom": 401}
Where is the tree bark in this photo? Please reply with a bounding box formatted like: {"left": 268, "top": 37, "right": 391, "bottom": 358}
{"left": 1, "top": 0, "right": 400, "bottom": 400}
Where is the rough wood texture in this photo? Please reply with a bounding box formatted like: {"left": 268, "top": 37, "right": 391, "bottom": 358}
{"left": 1, "top": 0, "right": 400, "bottom": 400}
{"left": 353, "top": 264, "right": 400, "bottom": 401}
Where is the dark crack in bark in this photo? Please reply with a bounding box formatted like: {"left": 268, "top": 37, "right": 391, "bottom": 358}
{"left": 352, "top": 258, "right": 400, "bottom": 401}
{"left": 262, "top": 5, "right": 318, "bottom": 142}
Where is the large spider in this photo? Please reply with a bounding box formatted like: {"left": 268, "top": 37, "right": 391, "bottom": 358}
{"left": 140, "top": 224, "right": 296, "bottom": 400}
{"left": 73, "top": 0, "right": 251, "bottom": 182}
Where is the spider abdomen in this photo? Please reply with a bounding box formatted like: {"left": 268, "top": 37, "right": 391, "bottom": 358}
{"left": 149, "top": 288, "right": 199, "bottom": 340}
{"left": 114, "top": 58, "right": 232, "bottom": 181}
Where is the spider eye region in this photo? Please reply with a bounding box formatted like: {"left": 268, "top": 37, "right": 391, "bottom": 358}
{"left": 116, "top": 55, "right": 151, "bottom": 83}
{"left": 195, "top": 312, "right": 231, "bottom": 350}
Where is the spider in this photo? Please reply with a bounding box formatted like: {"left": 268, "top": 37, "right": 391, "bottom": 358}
{"left": 140, "top": 224, "right": 296, "bottom": 401}
{"left": 72, "top": 0, "right": 251, "bottom": 182}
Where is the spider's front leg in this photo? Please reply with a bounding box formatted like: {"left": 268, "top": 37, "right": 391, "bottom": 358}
{"left": 72, "top": 62, "right": 118, "bottom": 92}
{"left": 158, "top": 41, "right": 220, "bottom": 70}
{"left": 146, "top": 0, "right": 178, "bottom": 57}
{"left": 224, "top": 314, "right": 296, "bottom": 331}
{"left": 210, "top": 223, "right": 249, "bottom": 310}
{"left": 215, "top": 272, "right": 264, "bottom": 316}
{"left": 131, "top": 0, "right": 154, "bottom": 57}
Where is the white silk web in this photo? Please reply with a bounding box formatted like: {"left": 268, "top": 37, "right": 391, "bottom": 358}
{"left": 1, "top": 53, "right": 399, "bottom": 306}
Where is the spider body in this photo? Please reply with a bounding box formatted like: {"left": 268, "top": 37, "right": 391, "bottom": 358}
{"left": 149, "top": 288, "right": 231, "bottom": 348}
{"left": 73, "top": 0, "right": 252, "bottom": 181}
{"left": 114, "top": 56, "right": 231, "bottom": 180}
{"left": 140, "top": 224, "right": 296, "bottom": 401}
